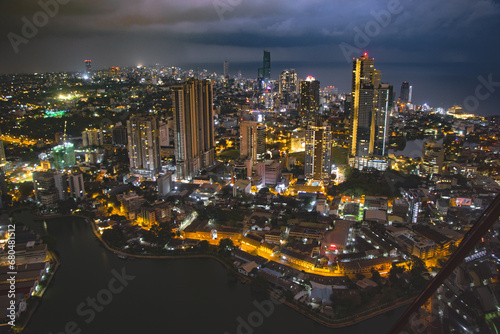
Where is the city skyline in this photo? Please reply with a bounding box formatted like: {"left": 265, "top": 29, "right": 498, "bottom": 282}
{"left": 0, "top": 0, "right": 499, "bottom": 115}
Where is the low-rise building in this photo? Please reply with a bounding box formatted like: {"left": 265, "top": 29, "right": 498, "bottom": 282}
{"left": 322, "top": 220, "right": 353, "bottom": 254}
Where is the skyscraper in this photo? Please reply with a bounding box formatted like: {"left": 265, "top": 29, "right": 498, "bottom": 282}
{"left": 172, "top": 78, "right": 215, "bottom": 180}
{"left": 256, "top": 125, "right": 266, "bottom": 161}
{"left": 349, "top": 53, "right": 392, "bottom": 159}
{"left": 0, "top": 133, "right": 6, "bottom": 166}
{"left": 127, "top": 115, "right": 161, "bottom": 179}
{"left": 82, "top": 128, "right": 104, "bottom": 147}
{"left": 374, "top": 83, "right": 393, "bottom": 156}
{"left": 279, "top": 69, "right": 298, "bottom": 101}
{"left": 84, "top": 60, "right": 92, "bottom": 77}
{"left": 240, "top": 121, "right": 266, "bottom": 164}
{"left": 399, "top": 81, "right": 412, "bottom": 104}
{"left": 258, "top": 50, "right": 271, "bottom": 88}
{"left": 223, "top": 60, "right": 229, "bottom": 79}
{"left": 300, "top": 76, "right": 320, "bottom": 117}
{"left": 305, "top": 121, "right": 332, "bottom": 182}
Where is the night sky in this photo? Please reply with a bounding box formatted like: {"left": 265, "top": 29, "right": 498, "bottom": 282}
{"left": 1, "top": 0, "right": 499, "bottom": 115}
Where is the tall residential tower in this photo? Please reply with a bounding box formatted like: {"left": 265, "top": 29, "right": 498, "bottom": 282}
{"left": 300, "top": 76, "right": 320, "bottom": 118}
{"left": 349, "top": 53, "right": 392, "bottom": 165}
{"left": 127, "top": 115, "right": 161, "bottom": 179}
{"left": 305, "top": 121, "right": 332, "bottom": 182}
{"left": 172, "top": 78, "right": 215, "bottom": 180}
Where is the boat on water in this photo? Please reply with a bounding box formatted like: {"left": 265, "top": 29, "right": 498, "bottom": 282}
{"left": 117, "top": 253, "right": 128, "bottom": 260}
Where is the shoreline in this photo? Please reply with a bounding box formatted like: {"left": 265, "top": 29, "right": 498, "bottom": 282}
{"left": 25, "top": 211, "right": 413, "bottom": 329}
{"left": 79, "top": 213, "right": 412, "bottom": 329}
{"left": 15, "top": 251, "right": 61, "bottom": 333}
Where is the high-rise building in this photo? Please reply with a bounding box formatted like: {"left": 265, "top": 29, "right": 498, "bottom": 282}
{"left": 0, "top": 131, "right": 6, "bottom": 166}
{"left": 159, "top": 122, "right": 169, "bottom": 147}
{"left": 300, "top": 76, "right": 320, "bottom": 117}
{"left": 240, "top": 121, "right": 266, "bottom": 164}
{"left": 279, "top": 69, "right": 298, "bottom": 100}
{"left": 349, "top": 53, "right": 392, "bottom": 159}
{"left": 223, "top": 60, "right": 229, "bottom": 79}
{"left": 399, "top": 81, "right": 412, "bottom": 104}
{"left": 374, "top": 83, "right": 393, "bottom": 156}
{"left": 305, "top": 121, "right": 332, "bottom": 182}
{"left": 112, "top": 125, "right": 128, "bottom": 146}
{"left": 53, "top": 173, "right": 68, "bottom": 201}
{"left": 84, "top": 60, "right": 92, "bottom": 76}
{"left": 256, "top": 125, "right": 266, "bottom": 160}
{"left": 68, "top": 173, "right": 85, "bottom": 199}
{"left": 127, "top": 115, "right": 161, "bottom": 179}
{"left": 52, "top": 143, "right": 76, "bottom": 170}
{"left": 258, "top": 50, "right": 271, "bottom": 88}
{"left": 33, "top": 171, "right": 67, "bottom": 208}
{"left": 172, "top": 78, "right": 215, "bottom": 180}
{"left": 82, "top": 129, "right": 104, "bottom": 147}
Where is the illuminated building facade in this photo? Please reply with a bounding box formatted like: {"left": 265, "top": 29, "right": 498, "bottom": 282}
{"left": 240, "top": 121, "right": 266, "bottom": 164}
{"left": 33, "top": 171, "right": 67, "bottom": 207}
{"left": 52, "top": 143, "right": 76, "bottom": 170}
{"left": 305, "top": 122, "right": 332, "bottom": 182}
{"left": 82, "top": 129, "right": 104, "bottom": 147}
{"left": 422, "top": 140, "right": 445, "bottom": 175}
{"left": 84, "top": 60, "right": 91, "bottom": 73}
{"left": 399, "top": 81, "right": 412, "bottom": 104}
{"left": 172, "top": 78, "right": 215, "bottom": 180}
{"left": 300, "top": 76, "right": 320, "bottom": 117}
{"left": 279, "top": 69, "right": 298, "bottom": 100}
{"left": 0, "top": 131, "right": 5, "bottom": 166}
{"left": 349, "top": 53, "right": 392, "bottom": 159}
{"left": 127, "top": 115, "right": 161, "bottom": 179}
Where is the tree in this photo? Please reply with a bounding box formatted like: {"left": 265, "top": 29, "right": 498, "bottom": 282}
{"left": 218, "top": 238, "right": 234, "bottom": 255}
{"left": 198, "top": 240, "right": 209, "bottom": 252}
{"left": 102, "top": 225, "right": 125, "bottom": 247}
{"left": 370, "top": 268, "right": 381, "bottom": 284}
{"left": 389, "top": 263, "right": 405, "bottom": 285}
{"left": 149, "top": 223, "right": 175, "bottom": 246}
{"left": 410, "top": 258, "right": 426, "bottom": 276}
{"left": 219, "top": 139, "right": 227, "bottom": 148}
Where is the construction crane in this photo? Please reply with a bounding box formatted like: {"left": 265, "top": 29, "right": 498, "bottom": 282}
{"left": 63, "top": 120, "right": 67, "bottom": 143}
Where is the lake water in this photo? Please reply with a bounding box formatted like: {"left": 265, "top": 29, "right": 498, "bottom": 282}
{"left": 15, "top": 211, "right": 405, "bottom": 334}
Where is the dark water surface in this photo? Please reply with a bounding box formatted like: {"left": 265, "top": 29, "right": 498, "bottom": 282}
{"left": 15, "top": 211, "right": 404, "bottom": 334}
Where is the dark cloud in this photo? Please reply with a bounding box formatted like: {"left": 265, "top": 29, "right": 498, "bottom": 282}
{"left": 0, "top": 0, "right": 499, "bottom": 114}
